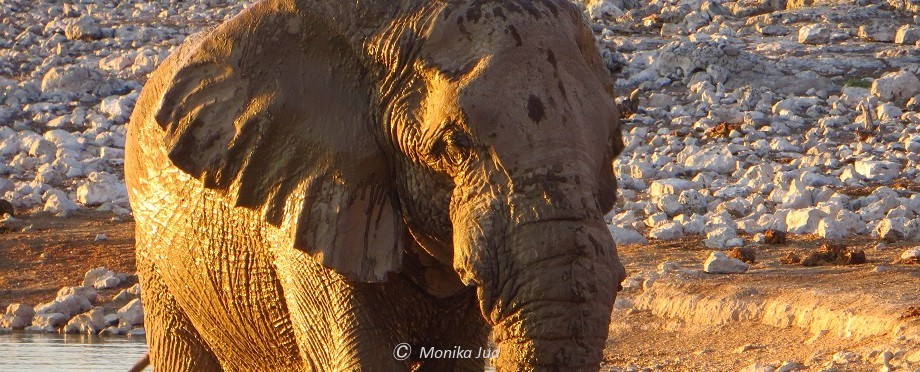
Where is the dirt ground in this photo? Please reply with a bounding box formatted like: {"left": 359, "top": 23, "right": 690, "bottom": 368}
{"left": 604, "top": 235, "right": 920, "bottom": 371}
{"left": 0, "top": 212, "right": 136, "bottom": 309}
{"left": 1, "top": 213, "right": 918, "bottom": 371}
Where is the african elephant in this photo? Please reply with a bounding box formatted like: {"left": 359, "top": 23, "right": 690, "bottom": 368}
{"left": 125, "top": 0, "right": 625, "bottom": 370}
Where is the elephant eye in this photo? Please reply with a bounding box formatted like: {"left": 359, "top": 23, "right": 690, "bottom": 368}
{"left": 443, "top": 131, "right": 473, "bottom": 167}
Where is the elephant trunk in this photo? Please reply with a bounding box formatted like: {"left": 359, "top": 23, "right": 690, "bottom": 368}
{"left": 487, "top": 218, "right": 623, "bottom": 371}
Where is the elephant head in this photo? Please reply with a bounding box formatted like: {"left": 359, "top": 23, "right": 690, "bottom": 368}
{"left": 151, "top": 0, "right": 624, "bottom": 369}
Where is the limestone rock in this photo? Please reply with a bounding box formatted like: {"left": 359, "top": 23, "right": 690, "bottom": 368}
{"left": 798, "top": 24, "right": 831, "bottom": 44}
{"left": 63, "top": 307, "right": 105, "bottom": 334}
{"left": 894, "top": 25, "right": 920, "bottom": 45}
{"left": 785, "top": 208, "right": 827, "bottom": 234}
{"left": 64, "top": 15, "right": 103, "bottom": 41}
{"left": 649, "top": 222, "right": 685, "bottom": 240}
{"left": 871, "top": 71, "right": 920, "bottom": 105}
{"left": 118, "top": 299, "right": 144, "bottom": 327}
{"left": 703, "top": 251, "right": 749, "bottom": 274}
{"left": 609, "top": 225, "right": 648, "bottom": 245}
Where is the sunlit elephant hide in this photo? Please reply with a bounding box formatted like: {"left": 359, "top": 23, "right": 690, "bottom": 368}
{"left": 125, "top": 0, "right": 626, "bottom": 370}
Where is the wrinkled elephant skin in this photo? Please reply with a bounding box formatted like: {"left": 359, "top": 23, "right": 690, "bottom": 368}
{"left": 125, "top": 0, "right": 626, "bottom": 370}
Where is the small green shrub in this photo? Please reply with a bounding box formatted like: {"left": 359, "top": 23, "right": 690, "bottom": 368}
{"left": 843, "top": 77, "right": 872, "bottom": 89}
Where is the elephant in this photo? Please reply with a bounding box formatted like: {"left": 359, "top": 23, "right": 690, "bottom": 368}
{"left": 124, "top": 0, "right": 626, "bottom": 370}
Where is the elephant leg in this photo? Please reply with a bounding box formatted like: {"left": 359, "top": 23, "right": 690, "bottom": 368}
{"left": 272, "top": 249, "right": 414, "bottom": 371}
{"left": 139, "top": 262, "right": 222, "bottom": 371}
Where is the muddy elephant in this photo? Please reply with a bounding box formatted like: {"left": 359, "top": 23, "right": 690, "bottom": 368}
{"left": 125, "top": 0, "right": 625, "bottom": 370}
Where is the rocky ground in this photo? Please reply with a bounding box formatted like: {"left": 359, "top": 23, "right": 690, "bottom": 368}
{"left": 1, "top": 0, "right": 920, "bottom": 370}
{"left": 0, "top": 213, "right": 142, "bottom": 337}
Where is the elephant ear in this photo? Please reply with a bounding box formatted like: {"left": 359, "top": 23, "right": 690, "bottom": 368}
{"left": 152, "top": 4, "right": 403, "bottom": 282}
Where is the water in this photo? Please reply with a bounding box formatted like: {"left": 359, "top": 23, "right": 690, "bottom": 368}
{"left": 0, "top": 333, "right": 148, "bottom": 371}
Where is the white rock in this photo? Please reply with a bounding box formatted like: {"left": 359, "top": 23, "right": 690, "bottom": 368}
{"left": 683, "top": 146, "right": 736, "bottom": 174}
{"left": 0, "top": 314, "right": 29, "bottom": 330}
{"left": 703, "top": 251, "right": 749, "bottom": 274}
{"left": 704, "top": 226, "right": 740, "bottom": 249}
{"left": 854, "top": 160, "right": 899, "bottom": 183}
{"left": 657, "top": 194, "right": 684, "bottom": 216}
{"left": 104, "top": 314, "right": 120, "bottom": 327}
{"left": 708, "top": 108, "right": 744, "bottom": 124}
{"left": 798, "top": 24, "right": 831, "bottom": 44}
{"left": 100, "top": 325, "right": 129, "bottom": 336}
{"left": 858, "top": 24, "right": 896, "bottom": 42}
{"left": 832, "top": 351, "right": 860, "bottom": 365}
{"left": 113, "top": 283, "right": 142, "bottom": 302}
{"left": 64, "top": 15, "right": 103, "bottom": 41}
{"left": 679, "top": 189, "right": 708, "bottom": 215}
{"left": 41, "top": 66, "right": 105, "bottom": 95}
{"left": 63, "top": 307, "right": 105, "bottom": 335}
{"left": 118, "top": 299, "right": 144, "bottom": 327}
{"left": 649, "top": 178, "right": 695, "bottom": 199}
{"left": 34, "top": 294, "right": 92, "bottom": 319}
{"left": 99, "top": 95, "right": 134, "bottom": 119}
{"left": 32, "top": 313, "right": 68, "bottom": 332}
{"left": 841, "top": 86, "right": 871, "bottom": 105}
{"left": 82, "top": 267, "right": 122, "bottom": 289}
{"left": 645, "top": 212, "right": 669, "bottom": 228}
{"left": 875, "top": 218, "right": 907, "bottom": 241}
{"left": 609, "top": 225, "right": 648, "bottom": 245}
{"left": 904, "top": 134, "right": 920, "bottom": 152}
{"left": 677, "top": 214, "right": 707, "bottom": 235}
{"left": 22, "top": 136, "right": 56, "bottom": 159}
{"left": 583, "top": 0, "right": 624, "bottom": 19}
{"left": 77, "top": 172, "right": 128, "bottom": 205}
{"left": 57, "top": 286, "right": 98, "bottom": 304}
{"left": 94, "top": 276, "right": 122, "bottom": 289}
{"left": 871, "top": 71, "right": 920, "bottom": 105}
{"left": 43, "top": 190, "right": 79, "bottom": 214}
{"left": 901, "top": 247, "right": 920, "bottom": 261}
{"left": 6, "top": 303, "right": 35, "bottom": 319}
{"left": 613, "top": 298, "right": 633, "bottom": 309}
{"left": 816, "top": 217, "right": 844, "bottom": 240}
{"left": 649, "top": 222, "right": 685, "bottom": 240}
{"left": 43, "top": 130, "right": 81, "bottom": 150}
{"left": 895, "top": 25, "right": 920, "bottom": 45}
{"left": 785, "top": 208, "right": 827, "bottom": 234}
{"left": 877, "top": 104, "right": 902, "bottom": 121}
{"left": 772, "top": 96, "right": 820, "bottom": 116}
